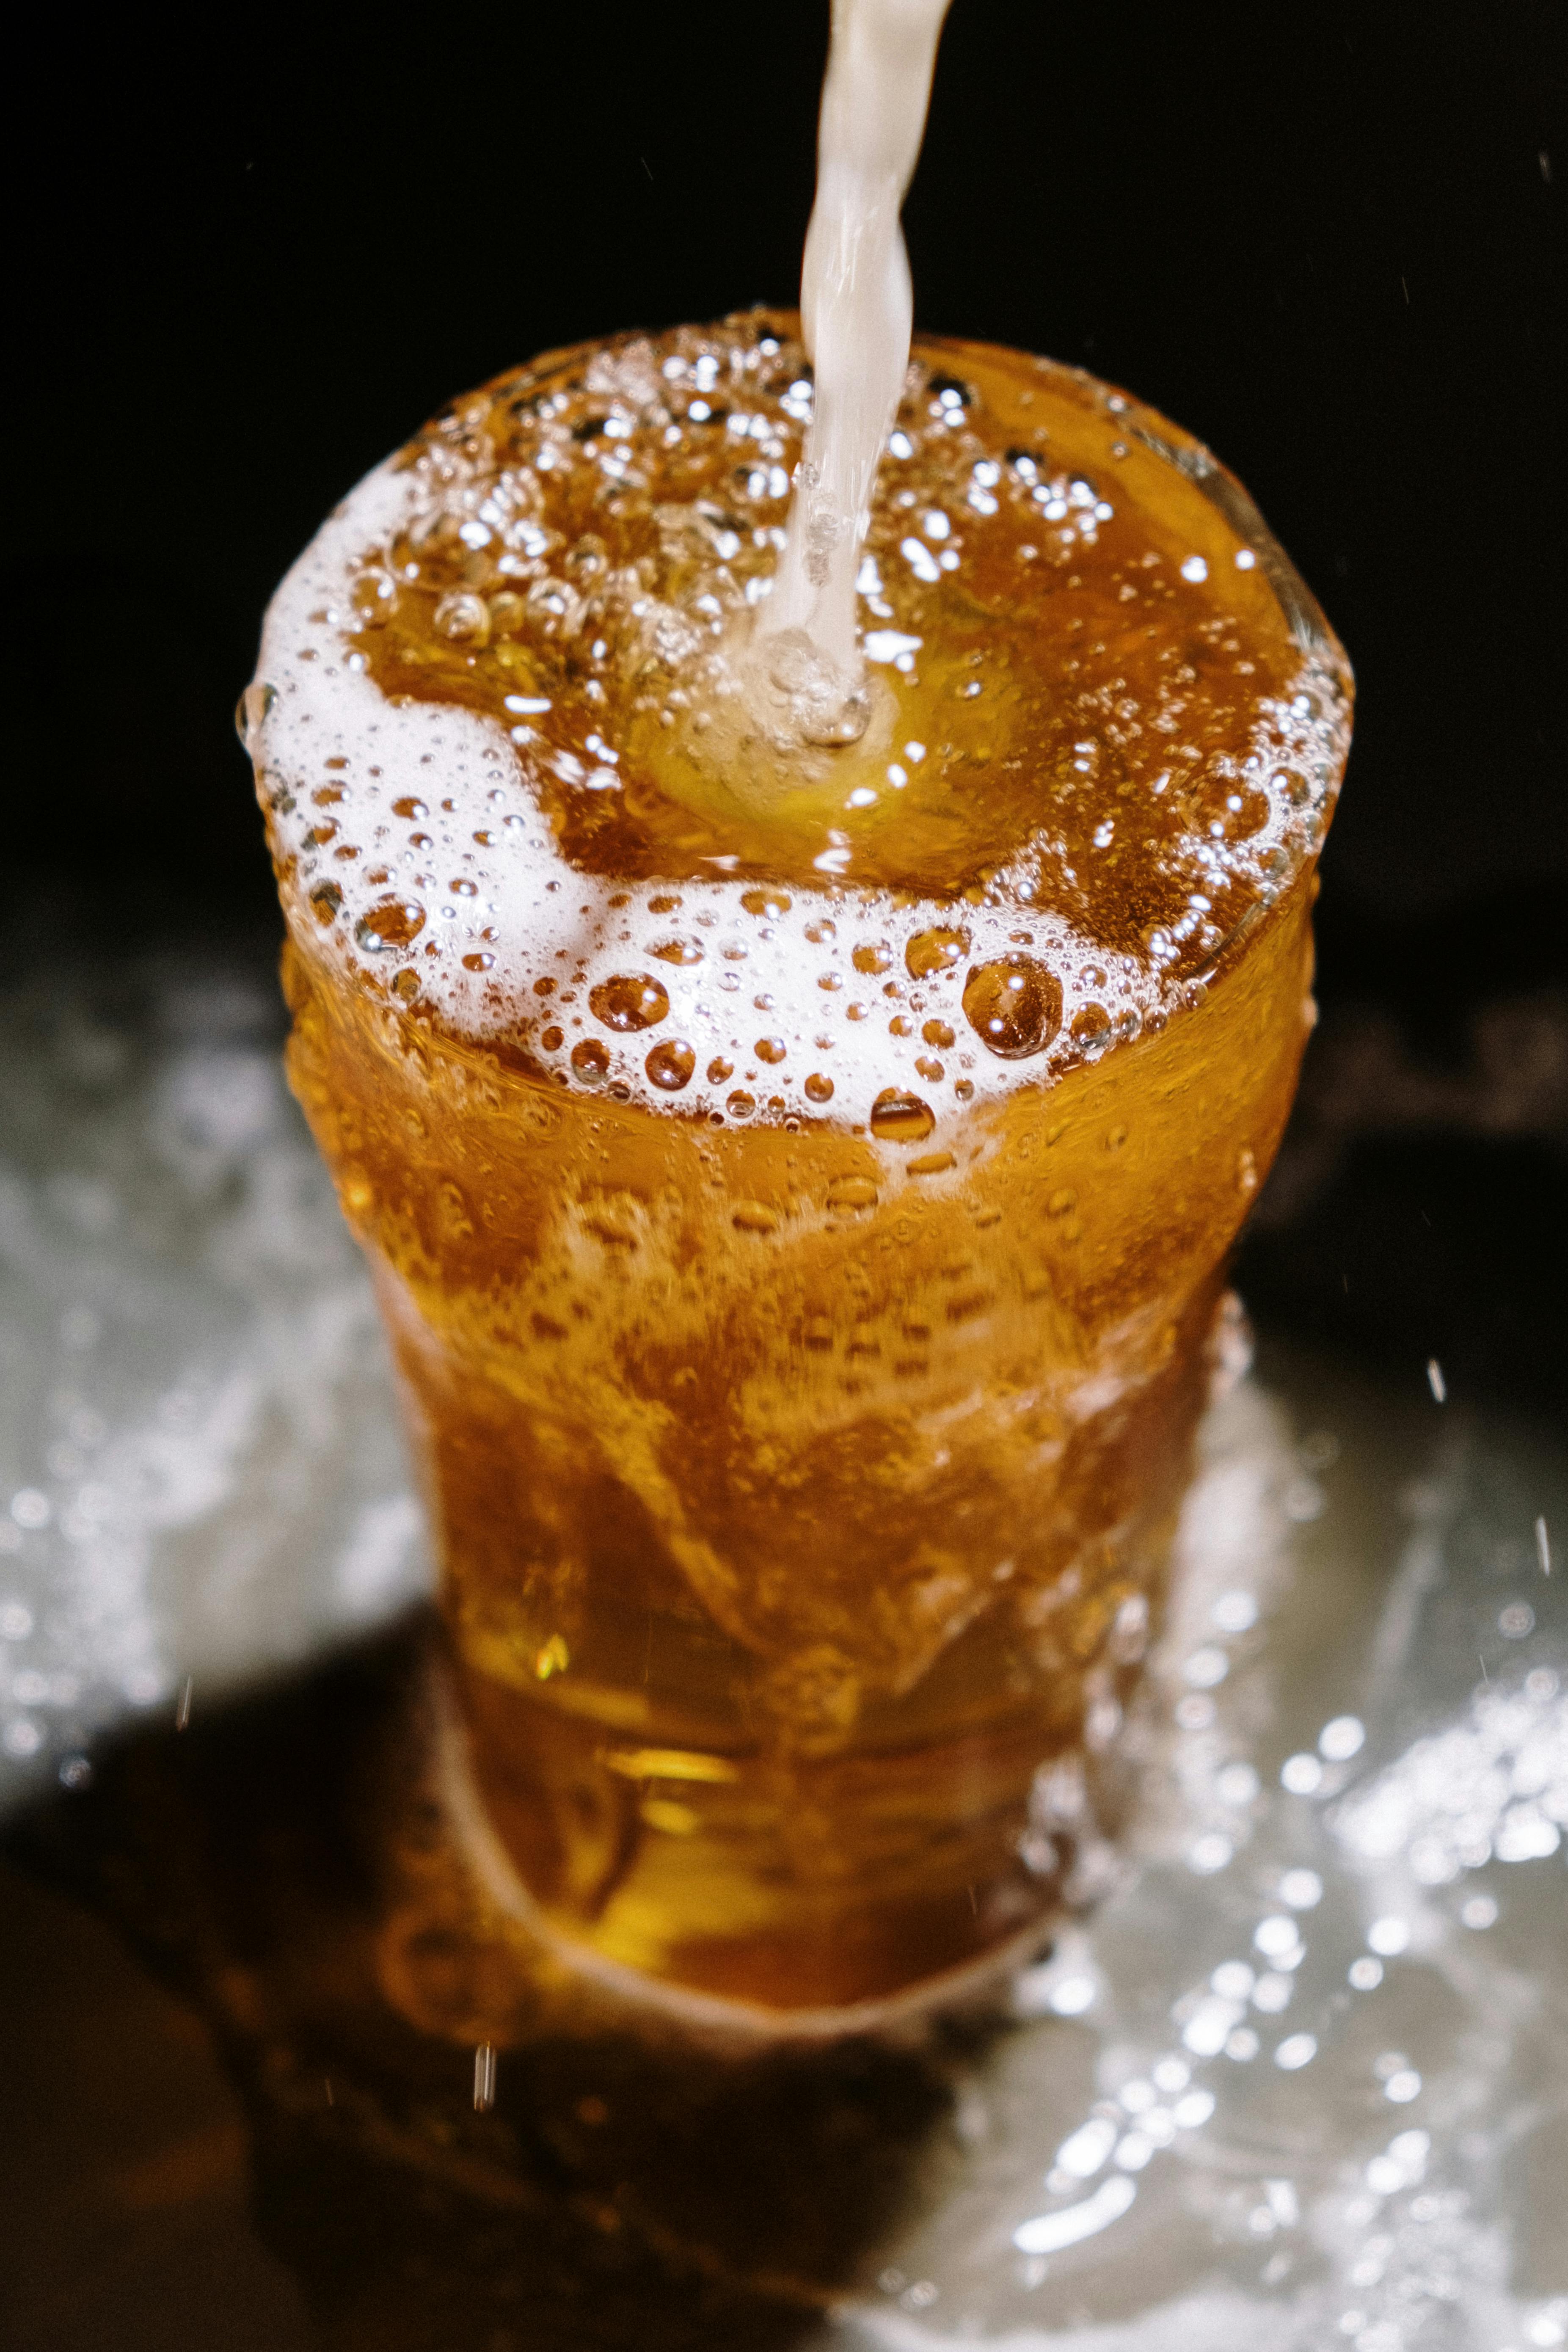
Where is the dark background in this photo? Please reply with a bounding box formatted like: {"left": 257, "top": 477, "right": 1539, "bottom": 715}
{"left": 6, "top": 0, "right": 1565, "bottom": 1403}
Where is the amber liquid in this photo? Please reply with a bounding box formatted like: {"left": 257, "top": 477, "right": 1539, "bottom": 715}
{"left": 256, "top": 317, "right": 1350, "bottom": 2015}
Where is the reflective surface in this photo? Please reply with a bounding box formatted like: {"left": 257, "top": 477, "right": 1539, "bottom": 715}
{"left": 1, "top": 940, "right": 1564, "bottom": 2349}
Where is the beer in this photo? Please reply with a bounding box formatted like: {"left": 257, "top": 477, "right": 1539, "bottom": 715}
{"left": 242, "top": 312, "right": 1350, "bottom": 2015}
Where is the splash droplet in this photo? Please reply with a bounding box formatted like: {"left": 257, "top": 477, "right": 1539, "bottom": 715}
{"left": 962, "top": 956, "right": 1062, "bottom": 1057}
{"left": 590, "top": 974, "right": 670, "bottom": 1031}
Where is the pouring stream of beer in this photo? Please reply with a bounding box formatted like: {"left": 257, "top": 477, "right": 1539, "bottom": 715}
{"left": 757, "top": 0, "right": 953, "bottom": 743}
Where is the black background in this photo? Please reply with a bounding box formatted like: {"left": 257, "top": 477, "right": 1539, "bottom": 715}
{"left": 9, "top": 0, "right": 1562, "bottom": 922}
{"left": 6, "top": 0, "right": 1566, "bottom": 1401}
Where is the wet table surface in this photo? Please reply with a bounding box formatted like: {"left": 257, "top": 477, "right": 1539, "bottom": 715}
{"left": 0, "top": 938, "right": 1563, "bottom": 2352}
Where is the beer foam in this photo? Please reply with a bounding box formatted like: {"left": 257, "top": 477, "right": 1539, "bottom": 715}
{"left": 244, "top": 319, "right": 1351, "bottom": 1140}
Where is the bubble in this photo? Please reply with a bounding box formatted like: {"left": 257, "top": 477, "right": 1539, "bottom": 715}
{"left": 827, "top": 1175, "right": 878, "bottom": 1210}
{"left": 707, "top": 1057, "right": 734, "bottom": 1084}
{"left": 741, "top": 887, "right": 792, "bottom": 915}
{"left": 870, "top": 1090, "right": 935, "bottom": 1143}
{"left": 959, "top": 955, "right": 1063, "bottom": 1058}
{"left": 1367, "top": 1916, "right": 1409, "bottom": 1957}
{"left": 351, "top": 571, "right": 396, "bottom": 626}
{"left": 433, "top": 590, "right": 491, "bottom": 644}
{"left": 805, "top": 1073, "right": 835, "bottom": 1103}
{"left": 645, "top": 1039, "right": 696, "bottom": 1091}
{"left": 1188, "top": 1833, "right": 1233, "bottom": 1875}
{"left": 1254, "top": 1914, "right": 1300, "bottom": 1960}
{"left": 922, "top": 1019, "right": 956, "bottom": 1048}
{"left": 355, "top": 896, "right": 426, "bottom": 953}
{"left": 1216, "top": 1761, "right": 1260, "bottom": 1805}
{"left": 488, "top": 592, "right": 528, "bottom": 636}
{"left": 392, "top": 970, "right": 420, "bottom": 1002}
{"left": 233, "top": 681, "right": 275, "bottom": 747}
{"left": 523, "top": 577, "right": 584, "bottom": 640}
{"left": 852, "top": 941, "right": 892, "bottom": 975}
{"left": 570, "top": 1039, "right": 611, "bottom": 1084}
{"left": 391, "top": 797, "right": 429, "bottom": 821}
{"left": 755, "top": 1037, "right": 787, "bottom": 1064}
{"left": 732, "top": 1201, "right": 779, "bottom": 1233}
{"left": 541, "top": 1026, "right": 564, "bottom": 1050}
{"left": 462, "top": 951, "right": 494, "bottom": 972}
{"left": 726, "top": 1091, "right": 756, "bottom": 1119}
{"left": 651, "top": 937, "right": 703, "bottom": 965}
{"left": 589, "top": 975, "right": 670, "bottom": 1031}
{"left": 1071, "top": 1004, "right": 1112, "bottom": 1045}
{"left": 905, "top": 926, "right": 970, "bottom": 980}
{"left": 310, "top": 883, "right": 343, "bottom": 925}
